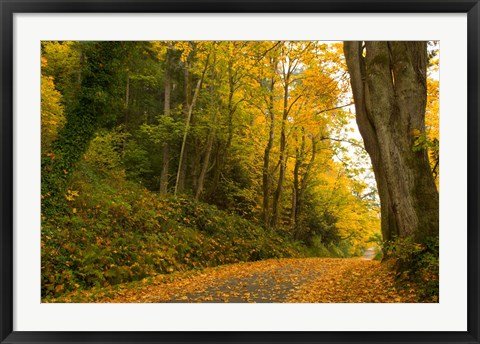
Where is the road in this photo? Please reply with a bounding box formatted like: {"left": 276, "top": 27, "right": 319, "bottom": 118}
{"left": 86, "top": 252, "right": 413, "bottom": 303}
{"left": 362, "top": 247, "right": 376, "bottom": 260}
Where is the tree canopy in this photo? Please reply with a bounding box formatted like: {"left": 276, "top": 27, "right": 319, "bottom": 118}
{"left": 41, "top": 40, "right": 439, "bottom": 301}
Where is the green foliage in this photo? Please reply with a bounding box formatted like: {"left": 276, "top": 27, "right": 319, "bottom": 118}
{"left": 41, "top": 41, "right": 81, "bottom": 102}
{"left": 373, "top": 249, "right": 384, "bottom": 261}
{"left": 140, "top": 115, "right": 184, "bottom": 145}
{"left": 302, "top": 201, "right": 341, "bottom": 246}
{"left": 209, "top": 164, "right": 257, "bottom": 219}
{"left": 384, "top": 236, "right": 439, "bottom": 301}
{"left": 366, "top": 232, "right": 384, "bottom": 260}
{"left": 122, "top": 140, "right": 153, "bottom": 183}
{"left": 42, "top": 163, "right": 302, "bottom": 300}
{"left": 301, "top": 236, "right": 352, "bottom": 258}
{"left": 412, "top": 133, "right": 427, "bottom": 152}
{"left": 84, "top": 128, "right": 128, "bottom": 174}
{"left": 41, "top": 73, "right": 65, "bottom": 153}
{"left": 42, "top": 42, "right": 130, "bottom": 215}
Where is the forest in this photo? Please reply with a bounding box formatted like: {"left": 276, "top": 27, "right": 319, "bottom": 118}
{"left": 41, "top": 41, "right": 439, "bottom": 303}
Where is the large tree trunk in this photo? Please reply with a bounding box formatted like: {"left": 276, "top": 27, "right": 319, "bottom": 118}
{"left": 343, "top": 41, "right": 438, "bottom": 242}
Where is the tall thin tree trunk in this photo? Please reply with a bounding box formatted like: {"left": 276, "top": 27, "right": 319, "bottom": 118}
{"left": 262, "top": 72, "right": 276, "bottom": 228}
{"left": 191, "top": 141, "right": 201, "bottom": 193}
{"left": 196, "top": 55, "right": 218, "bottom": 200}
{"left": 271, "top": 80, "right": 290, "bottom": 228}
{"left": 175, "top": 55, "right": 210, "bottom": 195}
{"left": 292, "top": 130, "right": 303, "bottom": 229}
{"left": 160, "top": 48, "right": 172, "bottom": 194}
{"left": 125, "top": 73, "right": 130, "bottom": 110}
{"left": 195, "top": 123, "right": 215, "bottom": 200}
{"left": 176, "top": 64, "right": 190, "bottom": 194}
{"left": 211, "top": 59, "right": 236, "bottom": 192}
{"left": 77, "top": 50, "right": 84, "bottom": 86}
{"left": 294, "top": 135, "right": 316, "bottom": 240}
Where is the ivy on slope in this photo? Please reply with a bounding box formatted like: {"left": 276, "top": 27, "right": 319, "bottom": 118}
{"left": 42, "top": 42, "right": 127, "bottom": 214}
{"left": 41, "top": 163, "right": 302, "bottom": 300}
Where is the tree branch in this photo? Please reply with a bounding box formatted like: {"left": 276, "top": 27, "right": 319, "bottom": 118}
{"left": 320, "top": 136, "right": 366, "bottom": 151}
{"left": 316, "top": 102, "right": 354, "bottom": 115}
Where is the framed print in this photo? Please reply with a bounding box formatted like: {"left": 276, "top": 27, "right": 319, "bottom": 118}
{"left": 1, "top": 1, "right": 479, "bottom": 343}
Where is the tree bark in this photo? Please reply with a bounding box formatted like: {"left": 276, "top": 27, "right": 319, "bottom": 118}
{"left": 262, "top": 69, "right": 276, "bottom": 228}
{"left": 195, "top": 124, "right": 215, "bottom": 200}
{"left": 293, "top": 132, "right": 316, "bottom": 240}
{"left": 343, "top": 41, "right": 438, "bottom": 242}
{"left": 271, "top": 59, "right": 294, "bottom": 228}
{"left": 176, "top": 63, "right": 191, "bottom": 194}
{"left": 195, "top": 54, "right": 218, "bottom": 201}
{"left": 160, "top": 48, "right": 172, "bottom": 195}
{"left": 175, "top": 55, "right": 209, "bottom": 195}
{"left": 211, "top": 58, "right": 237, "bottom": 193}
{"left": 271, "top": 83, "right": 288, "bottom": 228}
{"left": 292, "top": 130, "right": 304, "bottom": 235}
{"left": 125, "top": 72, "right": 130, "bottom": 119}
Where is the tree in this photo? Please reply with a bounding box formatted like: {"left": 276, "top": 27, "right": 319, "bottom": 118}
{"left": 42, "top": 42, "right": 128, "bottom": 212}
{"left": 261, "top": 54, "right": 278, "bottom": 228}
{"left": 174, "top": 42, "right": 210, "bottom": 195}
{"left": 271, "top": 42, "right": 309, "bottom": 228}
{"left": 160, "top": 45, "right": 173, "bottom": 194}
{"left": 209, "top": 42, "right": 250, "bottom": 199}
{"left": 292, "top": 129, "right": 317, "bottom": 239}
{"left": 343, "top": 41, "right": 439, "bottom": 242}
{"left": 244, "top": 41, "right": 280, "bottom": 227}
{"left": 195, "top": 45, "right": 219, "bottom": 200}
{"left": 425, "top": 55, "right": 439, "bottom": 187}
{"left": 41, "top": 58, "right": 65, "bottom": 154}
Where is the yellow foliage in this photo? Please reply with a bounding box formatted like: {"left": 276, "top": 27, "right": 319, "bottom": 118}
{"left": 65, "top": 190, "right": 79, "bottom": 202}
{"left": 173, "top": 41, "right": 193, "bottom": 62}
{"left": 426, "top": 78, "right": 439, "bottom": 187}
{"left": 41, "top": 73, "right": 64, "bottom": 153}
{"left": 312, "top": 164, "right": 380, "bottom": 253}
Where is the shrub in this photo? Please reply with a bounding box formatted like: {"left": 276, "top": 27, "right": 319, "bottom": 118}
{"left": 373, "top": 249, "right": 383, "bottom": 261}
{"left": 384, "top": 236, "right": 439, "bottom": 302}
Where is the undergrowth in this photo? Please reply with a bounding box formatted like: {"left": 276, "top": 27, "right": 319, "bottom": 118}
{"left": 384, "top": 236, "right": 439, "bottom": 302}
{"left": 42, "top": 162, "right": 305, "bottom": 300}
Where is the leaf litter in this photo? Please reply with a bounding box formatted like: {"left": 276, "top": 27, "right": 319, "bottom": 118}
{"left": 48, "top": 258, "right": 418, "bottom": 303}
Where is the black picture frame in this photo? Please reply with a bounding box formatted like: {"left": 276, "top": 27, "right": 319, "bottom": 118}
{"left": 1, "top": 1, "right": 479, "bottom": 343}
